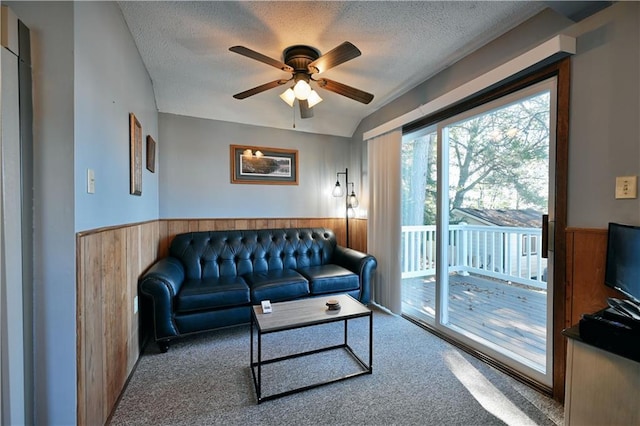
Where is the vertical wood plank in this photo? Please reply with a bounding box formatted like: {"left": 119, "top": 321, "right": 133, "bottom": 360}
{"left": 197, "top": 220, "right": 217, "bottom": 231}
{"left": 80, "top": 233, "right": 104, "bottom": 425}
{"left": 566, "top": 228, "right": 619, "bottom": 325}
{"left": 126, "top": 226, "right": 140, "bottom": 374}
{"left": 565, "top": 231, "right": 575, "bottom": 327}
{"left": 102, "top": 228, "right": 128, "bottom": 413}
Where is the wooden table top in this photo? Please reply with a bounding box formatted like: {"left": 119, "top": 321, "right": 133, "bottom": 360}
{"left": 252, "top": 294, "right": 371, "bottom": 333}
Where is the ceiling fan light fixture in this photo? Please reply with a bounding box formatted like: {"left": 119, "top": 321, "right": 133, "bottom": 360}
{"left": 279, "top": 88, "right": 295, "bottom": 107}
{"left": 293, "top": 80, "right": 311, "bottom": 100}
{"left": 307, "top": 90, "right": 323, "bottom": 108}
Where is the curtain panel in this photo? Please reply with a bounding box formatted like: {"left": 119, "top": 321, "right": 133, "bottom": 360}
{"left": 367, "top": 129, "right": 402, "bottom": 313}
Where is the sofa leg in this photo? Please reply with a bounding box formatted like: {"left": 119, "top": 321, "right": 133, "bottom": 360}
{"left": 158, "top": 340, "right": 170, "bottom": 353}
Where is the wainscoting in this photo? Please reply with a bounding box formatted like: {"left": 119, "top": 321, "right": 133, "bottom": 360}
{"left": 565, "top": 228, "right": 620, "bottom": 326}
{"left": 76, "top": 217, "right": 364, "bottom": 425}
{"left": 76, "top": 221, "right": 159, "bottom": 425}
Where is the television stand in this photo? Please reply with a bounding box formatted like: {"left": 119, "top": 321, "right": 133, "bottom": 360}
{"left": 563, "top": 326, "right": 640, "bottom": 425}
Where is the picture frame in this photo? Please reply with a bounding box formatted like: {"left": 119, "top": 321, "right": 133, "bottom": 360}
{"left": 230, "top": 144, "right": 298, "bottom": 185}
{"left": 129, "top": 113, "right": 142, "bottom": 195}
{"left": 146, "top": 135, "right": 156, "bottom": 173}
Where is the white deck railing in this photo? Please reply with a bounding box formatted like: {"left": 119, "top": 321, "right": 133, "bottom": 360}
{"left": 401, "top": 224, "right": 547, "bottom": 289}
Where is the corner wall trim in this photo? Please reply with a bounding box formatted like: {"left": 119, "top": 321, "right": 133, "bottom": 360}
{"left": 363, "top": 34, "right": 576, "bottom": 141}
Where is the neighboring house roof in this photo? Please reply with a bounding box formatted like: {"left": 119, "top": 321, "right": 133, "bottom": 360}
{"left": 451, "top": 208, "right": 543, "bottom": 227}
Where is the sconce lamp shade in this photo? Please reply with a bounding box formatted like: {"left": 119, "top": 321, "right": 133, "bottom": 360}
{"left": 279, "top": 88, "right": 295, "bottom": 107}
{"left": 348, "top": 191, "right": 359, "bottom": 208}
{"left": 347, "top": 205, "right": 356, "bottom": 218}
{"left": 332, "top": 181, "right": 344, "bottom": 197}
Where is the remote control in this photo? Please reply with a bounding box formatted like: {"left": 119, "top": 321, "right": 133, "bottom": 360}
{"left": 261, "top": 300, "right": 272, "bottom": 314}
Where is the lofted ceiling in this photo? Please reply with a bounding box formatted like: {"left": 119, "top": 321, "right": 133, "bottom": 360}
{"left": 118, "top": 1, "right": 554, "bottom": 138}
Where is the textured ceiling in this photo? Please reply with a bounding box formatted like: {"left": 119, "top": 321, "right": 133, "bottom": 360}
{"left": 117, "top": 1, "right": 548, "bottom": 137}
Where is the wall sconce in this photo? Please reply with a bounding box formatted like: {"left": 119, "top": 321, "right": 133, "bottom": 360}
{"left": 332, "top": 168, "right": 357, "bottom": 247}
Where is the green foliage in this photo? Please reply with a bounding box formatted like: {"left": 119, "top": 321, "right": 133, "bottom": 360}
{"left": 402, "top": 91, "right": 550, "bottom": 225}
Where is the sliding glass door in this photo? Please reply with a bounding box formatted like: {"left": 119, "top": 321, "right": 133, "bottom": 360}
{"left": 401, "top": 79, "right": 556, "bottom": 385}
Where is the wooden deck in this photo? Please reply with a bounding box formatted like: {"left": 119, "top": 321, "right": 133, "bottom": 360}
{"left": 402, "top": 273, "right": 547, "bottom": 369}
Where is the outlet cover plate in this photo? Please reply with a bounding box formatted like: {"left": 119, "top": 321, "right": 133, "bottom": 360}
{"left": 615, "top": 176, "right": 637, "bottom": 199}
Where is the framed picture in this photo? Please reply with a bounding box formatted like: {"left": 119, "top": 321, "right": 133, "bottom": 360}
{"left": 146, "top": 135, "right": 156, "bottom": 173}
{"left": 129, "top": 113, "right": 142, "bottom": 195}
{"left": 230, "top": 145, "right": 298, "bottom": 185}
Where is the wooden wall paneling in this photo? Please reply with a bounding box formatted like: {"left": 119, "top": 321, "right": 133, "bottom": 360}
{"left": 126, "top": 226, "right": 140, "bottom": 374}
{"left": 214, "top": 219, "right": 237, "bottom": 230}
{"left": 102, "top": 228, "right": 128, "bottom": 413}
{"left": 565, "top": 231, "right": 575, "bottom": 328}
{"left": 349, "top": 219, "right": 367, "bottom": 253}
{"left": 566, "top": 228, "right": 620, "bottom": 325}
{"left": 77, "top": 232, "right": 105, "bottom": 426}
{"left": 234, "top": 219, "right": 256, "bottom": 230}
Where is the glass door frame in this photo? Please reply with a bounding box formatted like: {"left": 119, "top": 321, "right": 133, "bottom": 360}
{"left": 402, "top": 57, "right": 571, "bottom": 398}
{"left": 432, "top": 78, "right": 557, "bottom": 386}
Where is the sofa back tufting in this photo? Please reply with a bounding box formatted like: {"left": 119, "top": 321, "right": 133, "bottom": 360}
{"left": 170, "top": 228, "right": 337, "bottom": 280}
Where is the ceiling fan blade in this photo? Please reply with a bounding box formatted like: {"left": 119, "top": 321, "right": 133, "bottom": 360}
{"left": 232, "top": 79, "right": 289, "bottom": 100}
{"left": 308, "top": 42, "right": 361, "bottom": 74}
{"left": 229, "top": 46, "right": 294, "bottom": 73}
{"left": 316, "top": 78, "right": 374, "bottom": 104}
{"left": 299, "top": 99, "right": 314, "bottom": 119}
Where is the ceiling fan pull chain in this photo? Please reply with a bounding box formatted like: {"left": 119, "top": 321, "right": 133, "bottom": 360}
{"left": 293, "top": 102, "right": 296, "bottom": 129}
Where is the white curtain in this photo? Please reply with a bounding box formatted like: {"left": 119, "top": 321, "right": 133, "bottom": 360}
{"left": 367, "top": 129, "right": 402, "bottom": 313}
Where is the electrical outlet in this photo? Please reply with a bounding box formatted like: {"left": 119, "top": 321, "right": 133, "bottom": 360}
{"left": 133, "top": 296, "right": 138, "bottom": 314}
{"left": 615, "top": 176, "right": 637, "bottom": 199}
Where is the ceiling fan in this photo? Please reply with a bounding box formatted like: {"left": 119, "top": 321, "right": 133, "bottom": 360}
{"left": 229, "top": 42, "right": 374, "bottom": 119}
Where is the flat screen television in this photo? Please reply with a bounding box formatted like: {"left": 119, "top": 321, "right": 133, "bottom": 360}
{"left": 605, "top": 222, "right": 640, "bottom": 304}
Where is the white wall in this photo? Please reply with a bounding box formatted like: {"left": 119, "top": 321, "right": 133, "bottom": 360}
{"left": 159, "top": 113, "right": 352, "bottom": 219}
{"left": 74, "top": 2, "right": 158, "bottom": 232}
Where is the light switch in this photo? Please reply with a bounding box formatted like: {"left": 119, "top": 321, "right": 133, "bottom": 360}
{"left": 87, "top": 169, "right": 95, "bottom": 194}
{"left": 615, "top": 176, "right": 637, "bottom": 199}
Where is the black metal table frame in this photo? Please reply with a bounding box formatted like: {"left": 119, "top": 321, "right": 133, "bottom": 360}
{"left": 250, "top": 310, "right": 373, "bottom": 403}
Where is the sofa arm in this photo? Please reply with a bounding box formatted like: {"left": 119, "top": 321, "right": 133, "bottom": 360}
{"left": 139, "top": 257, "right": 185, "bottom": 341}
{"left": 332, "top": 246, "right": 378, "bottom": 304}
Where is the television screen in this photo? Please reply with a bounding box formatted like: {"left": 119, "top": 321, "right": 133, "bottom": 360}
{"left": 605, "top": 222, "right": 640, "bottom": 304}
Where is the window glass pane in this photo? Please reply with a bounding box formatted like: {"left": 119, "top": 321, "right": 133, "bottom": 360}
{"left": 401, "top": 128, "right": 438, "bottom": 319}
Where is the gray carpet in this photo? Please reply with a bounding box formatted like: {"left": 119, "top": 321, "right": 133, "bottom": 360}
{"left": 109, "top": 308, "right": 563, "bottom": 425}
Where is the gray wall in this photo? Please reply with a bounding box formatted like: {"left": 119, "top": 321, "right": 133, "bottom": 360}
{"left": 159, "top": 113, "right": 352, "bottom": 219}
{"left": 74, "top": 2, "right": 159, "bottom": 232}
{"left": 353, "top": 2, "right": 640, "bottom": 228}
{"left": 565, "top": 3, "right": 640, "bottom": 227}
{"left": 7, "top": 2, "right": 76, "bottom": 424}
{"left": 7, "top": 1, "right": 159, "bottom": 424}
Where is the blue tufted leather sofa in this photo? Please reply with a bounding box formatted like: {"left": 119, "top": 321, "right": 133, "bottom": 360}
{"left": 139, "top": 227, "right": 377, "bottom": 352}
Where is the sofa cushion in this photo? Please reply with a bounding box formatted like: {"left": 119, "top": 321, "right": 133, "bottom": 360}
{"left": 245, "top": 269, "right": 309, "bottom": 303}
{"left": 297, "top": 264, "right": 359, "bottom": 295}
{"left": 176, "top": 277, "right": 250, "bottom": 313}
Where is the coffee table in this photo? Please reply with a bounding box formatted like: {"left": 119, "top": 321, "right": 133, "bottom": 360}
{"left": 250, "top": 294, "right": 372, "bottom": 403}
